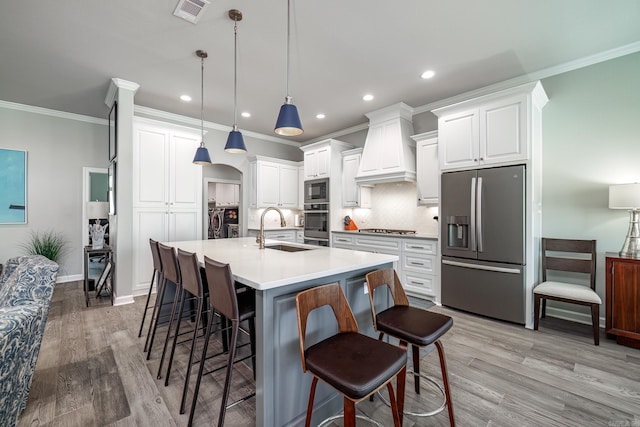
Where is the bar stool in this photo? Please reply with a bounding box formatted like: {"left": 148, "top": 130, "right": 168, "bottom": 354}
{"left": 295, "top": 283, "right": 407, "bottom": 427}
{"left": 140, "top": 239, "right": 172, "bottom": 347}
{"left": 153, "top": 243, "right": 183, "bottom": 365}
{"left": 159, "top": 249, "right": 209, "bottom": 414}
{"left": 365, "top": 268, "right": 455, "bottom": 426}
{"left": 188, "top": 256, "right": 256, "bottom": 427}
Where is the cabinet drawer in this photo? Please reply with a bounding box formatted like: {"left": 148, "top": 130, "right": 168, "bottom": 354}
{"left": 354, "top": 236, "right": 401, "bottom": 252}
{"left": 402, "top": 239, "right": 437, "bottom": 255}
{"left": 332, "top": 234, "right": 355, "bottom": 246}
{"left": 402, "top": 271, "right": 435, "bottom": 297}
{"left": 401, "top": 253, "right": 435, "bottom": 274}
{"left": 264, "top": 230, "right": 296, "bottom": 242}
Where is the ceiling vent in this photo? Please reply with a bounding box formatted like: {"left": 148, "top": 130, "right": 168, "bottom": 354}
{"left": 173, "top": 0, "right": 210, "bottom": 24}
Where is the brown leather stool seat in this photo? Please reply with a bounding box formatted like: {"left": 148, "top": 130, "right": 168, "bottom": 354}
{"left": 305, "top": 331, "right": 406, "bottom": 400}
{"left": 366, "top": 268, "right": 456, "bottom": 426}
{"left": 376, "top": 306, "right": 453, "bottom": 346}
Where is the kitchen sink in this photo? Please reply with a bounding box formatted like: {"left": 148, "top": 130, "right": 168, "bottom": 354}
{"left": 265, "top": 244, "right": 313, "bottom": 252}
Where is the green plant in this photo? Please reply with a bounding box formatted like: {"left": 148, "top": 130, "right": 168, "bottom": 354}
{"left": 20, "top": 230, "right": 67, "bottom": 262}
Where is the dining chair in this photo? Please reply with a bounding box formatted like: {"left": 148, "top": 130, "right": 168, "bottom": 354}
{"left": 295, "top": 282, "right": 407, "bottom": 427}
{"left": 365, "top": 268, "right": 455, "bottom": 425}
{"left": 533, "top": 238, "right": 600, "bottom": 345}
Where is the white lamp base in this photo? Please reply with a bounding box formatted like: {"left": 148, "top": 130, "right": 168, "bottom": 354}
{"left": 619, "top": 209, "right": 640, "bottom": 258}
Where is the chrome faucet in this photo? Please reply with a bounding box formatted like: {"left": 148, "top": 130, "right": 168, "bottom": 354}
{"left": 257, "top": 207, "right": 287, "bottom": 249}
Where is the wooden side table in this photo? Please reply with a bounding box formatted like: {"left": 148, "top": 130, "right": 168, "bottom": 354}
{"left": 83, "top": 245, "right": 114, "bottom": 307}
{"left": 605, "top": 253, "right": 640, "bottom": 348}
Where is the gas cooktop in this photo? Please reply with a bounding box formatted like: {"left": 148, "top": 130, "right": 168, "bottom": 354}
{"left": 358, "top": 228, "right": 417, "bottom": 235}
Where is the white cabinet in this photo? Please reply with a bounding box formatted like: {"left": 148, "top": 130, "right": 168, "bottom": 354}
{"left": 249, "top": 156, "right": 299, "bottom": 208}
{"left": 433, "top": 81, "right": 548, "bottom": 171}
{"left": 303, "top": 146, "right": 330, "bottom": 180}
{"left": 212, "top": 183, "right": 239, "bottom": 206}
{"left": 248, "top": 229, "right": 296, "bottom": 243}
{"left": 298, "top": 164, "right": 304, "bottom": 210}
{"left": 413, "top": 131, "right": 439, "bottom": 205}
{"left": 132, "top": 119, "right": 203, "bottom": 292}
{"left": 332, "top": 232, "right": 438, "bottom": 299}
{"left": 341, "top": 148, "right": 371, "bottom": 208}
{"left": 296, "top": 230, "right": 304, "bottom": 243}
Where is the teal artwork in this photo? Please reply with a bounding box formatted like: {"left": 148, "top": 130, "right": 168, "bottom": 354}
{"left": 0, "top": 148, "right": 27, "bottom": 223}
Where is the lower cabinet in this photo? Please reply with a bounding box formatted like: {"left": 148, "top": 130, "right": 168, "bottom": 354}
{"left": 606, "top": 253, "right": 640, "bottom": 348}
{"left": 332, "top": 232, "right": 438, "bottom": 299}
{"left": 247, "top": 229, "right": 297, "bottom": 243}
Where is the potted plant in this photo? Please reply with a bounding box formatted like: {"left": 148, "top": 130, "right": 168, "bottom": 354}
{"left": 20, "top": 230, "right": 67, "bottom": 263}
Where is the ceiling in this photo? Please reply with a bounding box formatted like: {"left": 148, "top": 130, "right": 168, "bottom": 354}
{"left": 1, "top": 1, "right": 639, "bottom": 143}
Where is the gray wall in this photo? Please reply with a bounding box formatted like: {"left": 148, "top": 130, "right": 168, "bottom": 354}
{"left": 0, "top": 107, "right": 107, "bottom": 277}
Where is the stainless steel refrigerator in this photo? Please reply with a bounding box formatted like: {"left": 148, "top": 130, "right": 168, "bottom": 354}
{"left": 441, "top": 164, "right": 526, "bottom": 324}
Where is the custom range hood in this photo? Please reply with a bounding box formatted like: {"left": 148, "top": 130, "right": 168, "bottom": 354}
{"left": 355, "top": 102, "right": 416, "bottom": 186}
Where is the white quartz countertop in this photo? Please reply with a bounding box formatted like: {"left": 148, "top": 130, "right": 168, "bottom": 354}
{"left": 332, "top": 230, "right": 439, "bottom": 239}
{"left": 162, "top": 237, "right": 398, "bottom": 291}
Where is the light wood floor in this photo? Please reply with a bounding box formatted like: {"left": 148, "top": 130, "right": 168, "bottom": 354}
{"left": 18, "top": 281, "right": 640, "bottom": 427}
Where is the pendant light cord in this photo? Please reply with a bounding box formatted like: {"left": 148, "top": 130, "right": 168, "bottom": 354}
{"left": 233, "top": 17, "right": 238, "bottom": 128}
{"left": 200, "top": 54, "right": 205, "bottom": 145}
{"left": 286, "top": 0, "right": 291, "bottom": 98}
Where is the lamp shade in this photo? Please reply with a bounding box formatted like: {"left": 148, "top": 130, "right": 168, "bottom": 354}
{"left": 86, "top": 201, "right": 109, "bottom": 219}
{"left": 225, "top": 129, "right": 247, "bottom": 153}
{"left": 609, "top": 183, "right": 640, "bottom": 209}
{"left": 193, "top": 145, "right": 212, "bottom": 165}
{"left": 274, "top": 102, "right": 303, "bottom": 136}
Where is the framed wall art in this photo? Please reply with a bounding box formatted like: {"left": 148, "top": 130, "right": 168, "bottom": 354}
{"left": 0, "top": 148, "right": 27, "bottom": 224}
{"left": 108, "top": 161, "right": 116, "bottom": 215}
{"left": 108, "top": 101, "right": 117, "bottom": 162}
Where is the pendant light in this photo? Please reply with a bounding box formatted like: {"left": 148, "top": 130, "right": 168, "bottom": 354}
{"left": 193, "top": 49, "right": 212, "bottom": 165}
{"left": 224, "top": 9, "right": 247, "bottom": 153}
{"left": 274, "top": 0, "right": 303, "bottom": 136}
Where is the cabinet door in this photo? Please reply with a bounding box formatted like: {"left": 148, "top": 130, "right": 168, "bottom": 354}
{"left": 169, "top": 132, "right": 202, "bottom": 209}
{"left": 416, "top": 138, "right": 439, "bottom": 205}
{"left": 133, "top": 126, "right": 168, "bottom": 208}
{"left": 316, "top": 146, "right": 331, "bottom": 178}
{"left": 298, "top": 166, "right": 304, "bottom": 210}
{"left": 257, "top": 162, "right": 281, "bottom": 207}
{"left": 480, "top": 95, "right": 527, "bottom": 166}
{"left": 132, "top": 209, "right": 168, "bottom": 291}
{"left": 438, "top": 109, "right": 479, "bottom": 171}
{"left": 303, "top": 151, "right": 318, "bottom": 180}
{"left": 342, "top": 153, "right": 360, "bottom": 207}
{"left": 215, "top": 183, "right": 236, "bottom": 206}
{"left": 169, "top": 210, "right": 201, "bottom": 241}
{"left": 279, "top": 165, "right": 299, "bottom": 207}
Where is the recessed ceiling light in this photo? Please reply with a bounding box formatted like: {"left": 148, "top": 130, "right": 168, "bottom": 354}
{"left": 180, "top": 94, "right": 192, "bottom": 102}
{"left": 421, "top": 70, "right": 436, "bottom": 79}
{"left": 362, "top": 94, "right": 374, "bottom": 101}
{"left": 316, "top": 113, "right": 325, "bottom": 119}
{"left": 241, "top": 111, "right": 251, "bottom": 118}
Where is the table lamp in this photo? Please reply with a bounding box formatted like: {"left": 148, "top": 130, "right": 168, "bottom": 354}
{"left": 87, "top": 201, "right": 109, "bottom": 249}
{"left": 609, "top": 183, "right": 640, "bottom": 258}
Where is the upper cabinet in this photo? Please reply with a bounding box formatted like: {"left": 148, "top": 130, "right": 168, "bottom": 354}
{"left": 249, "top": 156, "right": 299, "bottom": 209}
{"left": 412, "top": 131, "right": 439, "bottom": 205}
{"left": 209, "top": 183, "right": 240, "bottom": 206}
{"left": 433, "top": 81, "right": 548, "bottom": 171}
{"left": 133, "top": 119, "right": 202, "bottom": 210}
{"left": 300, "top": 138, "right": 353, "bottom": 181}
{"left": 341, "top": 148, "right": 371, "bottom": 208}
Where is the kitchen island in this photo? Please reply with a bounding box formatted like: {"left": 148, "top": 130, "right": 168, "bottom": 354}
{"left": 162, "top": 237, "right": 398, "bottom": 427}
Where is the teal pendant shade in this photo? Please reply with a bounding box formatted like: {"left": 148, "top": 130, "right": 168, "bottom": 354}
{"left": 225, "top": 128, "right": 247, "bottom": 153}
{"left": 275, "top": 101, "right": 303, "bottom": 136}
{"left": 193, "top": 144, "right": 212, "bottom": 164}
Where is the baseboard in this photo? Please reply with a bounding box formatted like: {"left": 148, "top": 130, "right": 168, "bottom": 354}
{"left": 56, "top": 274, "right": 83, "bottom": 283}
{"left": 113, "top": 295, "right": 135, "bottom": 306}
{"left": 545, "top": 306, "right": 605, "bottom": 329}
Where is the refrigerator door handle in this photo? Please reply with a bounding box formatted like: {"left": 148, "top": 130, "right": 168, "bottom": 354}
{"left": 442, "top": 259, "right": 521, "bottom": 274}
{"left": 470, "top": 177, "right": 477, "bottom": 251}
{"left": 477, "top": 176, "right": 483, "bottom": 253}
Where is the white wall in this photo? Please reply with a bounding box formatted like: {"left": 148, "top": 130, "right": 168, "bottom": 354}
{"left": 0, "top": 104, "right": 107, "bottom": 278}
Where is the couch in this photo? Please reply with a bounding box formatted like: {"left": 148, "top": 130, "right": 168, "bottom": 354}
{"left": 0, "top": 255, "right": 59, "bottom": 426}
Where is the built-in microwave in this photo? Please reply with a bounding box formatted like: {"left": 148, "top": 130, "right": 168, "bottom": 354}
{"left": 304, "top": 178, "right": 329, "bottom": 204}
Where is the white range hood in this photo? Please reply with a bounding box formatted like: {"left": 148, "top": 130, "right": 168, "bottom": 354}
{"left": 355, "top": 102, "right": 416, "bottom": 186}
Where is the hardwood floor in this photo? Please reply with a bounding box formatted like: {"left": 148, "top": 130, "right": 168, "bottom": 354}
{"left": 18, "top": 281, "right": 640, "bottom": 426}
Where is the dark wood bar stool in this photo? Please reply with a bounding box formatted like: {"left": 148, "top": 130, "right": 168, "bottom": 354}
{"left": 365, "top": 268, "right": 455, "bottom": 426}
{"left": 188, "top": 256, "right": 256, "bottom": 427}
{"left": 295, "top": 282, "right": 407, "bottom": 427}
{"left": 154, "top": 243, "right": 183, "bottom": 368}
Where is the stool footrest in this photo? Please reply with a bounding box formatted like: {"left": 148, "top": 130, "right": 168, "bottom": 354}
{"left": 376, "top": 370, "right": 446, "bottom": 417}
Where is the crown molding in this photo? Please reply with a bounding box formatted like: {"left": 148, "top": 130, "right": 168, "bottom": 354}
{"left": 133, "top": 104, "right": 301, "bottom": 147}
{"left": 105, "top": 78, "right": 140, "bottom": 107}
{"left": 0, "top": 100, "right": 107, "bottom": 125}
